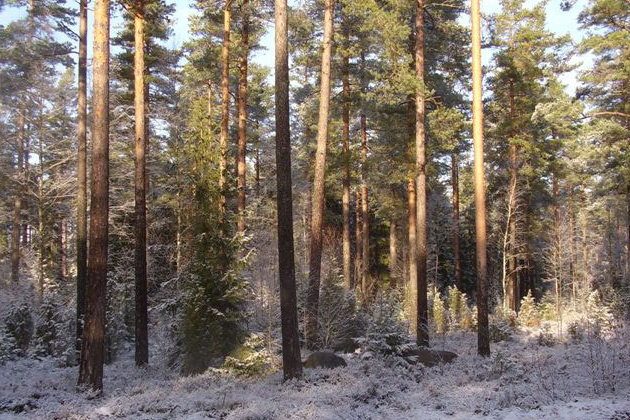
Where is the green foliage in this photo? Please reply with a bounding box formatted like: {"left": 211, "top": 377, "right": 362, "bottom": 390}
{"left": 518, "top": 291, "right": 539, "bottom": 327}
{"left": 433, "top": 292, "right": 447, "bottom": 334}
{"left": 221, "top": 333, "right": 274, "bottom": 377}
{"left": 0, "top": 325, "right": 20, "bottom": 365}
{"left": 447, "top": 286, "right": 464, "bottom": 327}
{"left": 356, "top": 292, "right": 410, "bottom": 356}
{"left": 4, "top": 303, "right": 33, "bottom": 356}
{"left": 318, "top": 284, "right": 361, "bottom": 350}
{"left": 489, "top": 308, "right": 514, "bottom": 342}
{"left": 538, "top": 293, "right": 557, "bottom": 322}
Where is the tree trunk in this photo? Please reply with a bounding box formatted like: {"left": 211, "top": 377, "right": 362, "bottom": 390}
{"left": 11, "top": 111, "right": 25, "bottom": 283}
{"left": 76, "top": 0, "right": 88, "bottom": 356}
{"left": 274, "top": 0, "right": 302, "bottom": 381}
{"left": 305, "top": 0, "right": 334, "bottom": 350}
{"left": 471, "top": 0, "right": 490, "bottom": 356}
{"left": 134, "top": 0, "right": 148, "bottom": 367}
{"left": 237, "top": 0, "right": 249, "bottom": 234}
{"left": 451, "top": 153, "right": 461, "bottom": 289}
{"left": 219, "top": 0, "right": 231, "bottom": 215}
{"left": 78, "top": 0, "right": 110, "bottom": 392}
{"left": 408, "top": 178, "right": 418, "bottom": 335}
{"left": 342, "top": 14, "right": 352, "bottom": 291}
{"left": 507, "top": 78, "right": 518, "bottom": 313}
{"left": 60, "top": 219, "right": 68, "bottom": 282}
{"left": 568, "top": 187, "right": 576, "bottom": 305}
{"left": 552, "top": 174, "right": 562, "bottom": 317}
{"left": 360, "top": 52, "right": 369, "bottom": 302}
{"left": 390, "top": 218, "right": 397, "bottom": 289}
{"left": 355, "top": 190, "right": 362, "bottom": 289}
{"left": 414, "top": 0, "right": 428, "bottom": 347}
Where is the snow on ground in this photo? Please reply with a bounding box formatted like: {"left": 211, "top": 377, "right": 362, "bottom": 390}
{"left": 1, "top": 329, "right": 629, "bottom": 420}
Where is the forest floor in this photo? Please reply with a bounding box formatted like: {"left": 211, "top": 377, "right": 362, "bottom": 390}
{"left": 1, "top": 325, "right": 629, "bottom": 420}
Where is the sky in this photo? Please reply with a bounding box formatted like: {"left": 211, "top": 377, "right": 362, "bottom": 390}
{"left": 0, "top": 0, "right": 590, "bottom": 94}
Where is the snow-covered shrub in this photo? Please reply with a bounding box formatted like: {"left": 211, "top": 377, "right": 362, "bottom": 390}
{"left": 447, "top": 286, "right": 463, "bottom": 326}
{"left": 518, "top": 291, "right": 539, "bottom": 327}
{"left": 318, "top": 284, "right": 361, "bottom": 349}
{"left": 567, "top": 320, "right": 584, "bottom": 343}
{"left": 4, "top": 303, "right": 33, "bottom": 356}
{"left": 432, "top": 292, "right": 447, "bottom": 334}
{"left": 538, "top": 293, "right": 556, "bottom": 322}
{"left": 586, "top": 291, "right": 616, "bottom": 337}
{"left": 537, "top": 324, "right": 556, "bottom": 347}
{"left": 222, "top": 333, "right": 274, "bottom": 377}
{"left": 32, "top": 298, "right": 63, "bottom": 358}
{"left": 489, "top": 308, "right": 514, "bottom": 342}
{"left": 460, "top": 303, "right": 474, "bottom": 331}
{"left": 0, "top": 325, "right": 20, "bottom": 365}
{"left": 355, "top": 292, "right": 410, "bottom": 356}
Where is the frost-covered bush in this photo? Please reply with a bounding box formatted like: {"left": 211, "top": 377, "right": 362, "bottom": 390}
{"left": 0, "top": 326, "right": 20, "bottom": 365}
{"left": 32, "top": 299, "right": 63, "bottom": 358}
{"left": 318, "top": 284, "right": 361, "bottom": 349}
{"left": 4, "top": 303, "right": 33, "bottom": 356}
{"left": 568, "top": 320, "right": 584, "bottom": 343}
{"left": 222, "top": 333, "right": 274, "bottom": 377}
{"left": 432, "top": 292, "right": 447, "bottom": 334}
{"left": 586, "top": 291, "right": 616, "bottom": 337}
{"left": 460, "top": 303, "right": 474, "bottom": 331}
{"left": 355, "top": 292, "right": 410, "bottom": 356}
{"left": 447, "top": 286, "right": 463, "bottom": 326}
{"left": 538, "top": 293, "right": 556, "bottom": 322}
{"left": 489, "top": 308, "right": 514, "bottom": 342}
{"left": 537, "top": 324, "right": 556, "bottom": 347}
{"left": 518, "top": 291, "right": 539, "bottom": 327}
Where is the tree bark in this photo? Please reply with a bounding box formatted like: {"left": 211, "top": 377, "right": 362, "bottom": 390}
{"left": 355, "top": 190, "right": 362, "bottom": 288}
{"left": 552, "top": 173, "right": 562, "bottom": 317}
{"left": 78, "top": 0, "right": 110, "bottom": 391}
{"left": 274, "top": 0, "right": 302, "bottom": 381}
{"left": 408, "top": 178, "right": 418, "bottom": 335}
{"left": 414, "top": 0, "right": 428, "bottom": 347}
{"left": 342, "top": 14, "right": 352, "bottom": 291}
{"left": 219, "top": 0, "right": 232, "bottom": 215}
{"left": 134, "top": 0, "right": 148, "bottom": 367}
{"left": 471, "top": 0, "right": 490, "bottom": 356}
{"left": 11, "top": 111, "right": 25, "bottom": 283}
{"left": 305, "top": 0, "right": 334, "bottom": 349}
{"left": 76, "top": 0, "right": 88, "bottom": 356}
{"left": 507, "top": 77, "right": 518, "bottom": 313}
{"left": 60, "top": 219, "right": 68, "bottom": 282}
{"left": 236, "top": 0, "right": 249, "bottom": 234}
{"left": 452, "top": 153, "right": 461, "bottom": 289}
{"left": 390, "top": 218, "right": 397, "bottom": 289}
{"left": 360, "top": 52, "right": 369, "bottom": 302}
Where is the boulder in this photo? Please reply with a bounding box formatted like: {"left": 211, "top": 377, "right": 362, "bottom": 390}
{"left": 401, "top": 347, "right": 458, "bottom": 367}
{"left": 303, "top": 351, "right": 347, "bottom": 369}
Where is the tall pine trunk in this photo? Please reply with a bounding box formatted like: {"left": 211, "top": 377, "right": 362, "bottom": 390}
{"left": 360, "top": 52, "right": 369, "bottom": 302}
{"left": 471, "top": 0, "right": 490, "bottom": 356}
{"left": 305, "top": 0, "right": 334, "bottom": 349}
{"left": 78, "top": 0, "right": 110, "bottom": 391}
{"left": 390, "top": 218, "right": 397, "bottom": 289}
{"left": 342, "top": 15, "right": 352, "bottom": 291}
{"left": 11, "top": 111, "right": 25, "bottom": 283}
{"left": 507, "top": 78, "right": 518, "bottom": 313}
{"left": 134, "top": 0, "right": 148, "bottom": 367}
{"left": 76, "top": 0, "right": 88, "bottom": 354}
{"left": 219, "top": 0, "right": 232, "bottom": 215}
{"left": 274, "top": 0, "right": 302, "bottom": 381}
{"left": 452, "top": 153, "right": 461, "bottom": 289}
{"left": 414, "top": 0, "right": 429, "bottom": 347}
{"left": 355, "top": 190, "right": 362, "bottom": 287}
{"left": 408, "top": 178, "right": 418, "bottom": 334}
{"left": 236, "top": 0, "right": 249, "bottom": 234}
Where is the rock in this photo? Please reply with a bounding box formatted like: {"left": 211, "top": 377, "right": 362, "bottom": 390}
{"left": 303, "top": 351, "right": 347, "bottom": 369}
{"left": 401, "top": 347, "right": 458, "bottom": 367}
{"left": 333, "top": 338, "right": 359, "bottom": 353}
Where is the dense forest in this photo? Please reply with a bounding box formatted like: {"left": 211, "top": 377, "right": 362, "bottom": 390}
{"left": 1, "top": 0, "right": 629, "bottom": 418}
